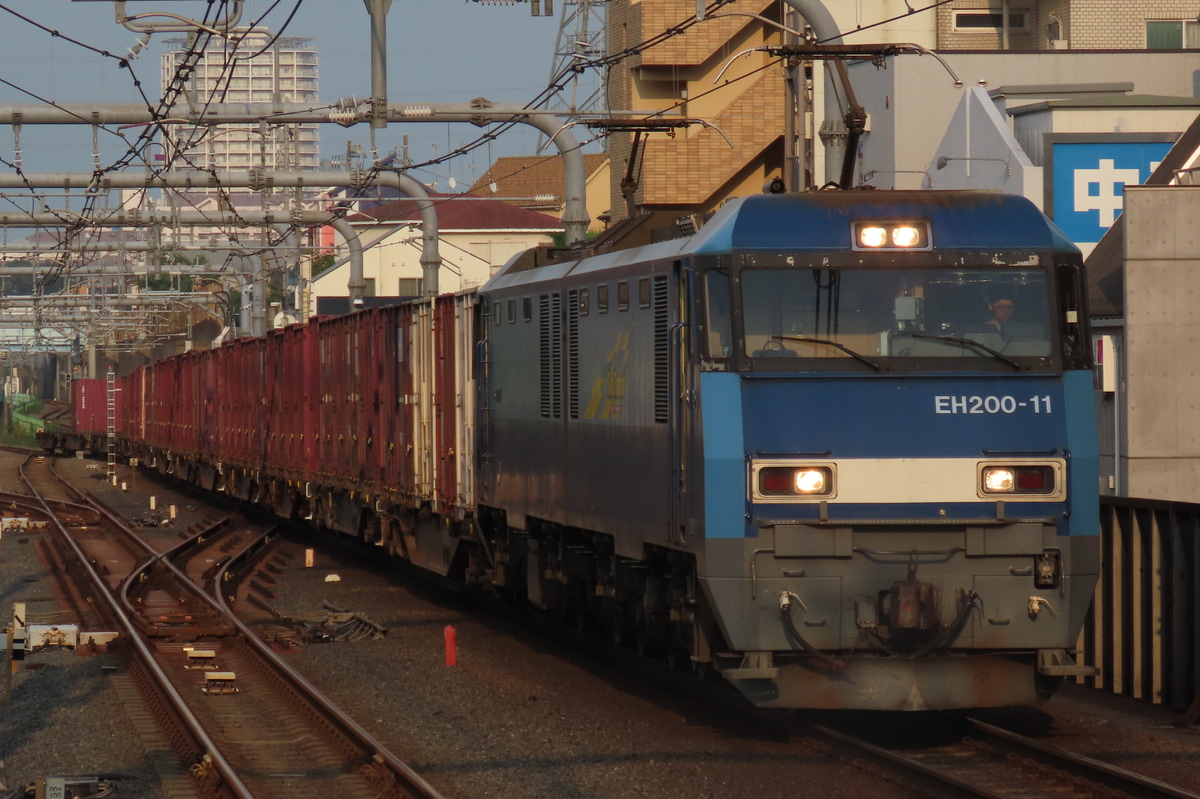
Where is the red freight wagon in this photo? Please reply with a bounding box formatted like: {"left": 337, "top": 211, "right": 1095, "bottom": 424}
{"left": 314, "top": 315, "right": 343, "bottom": 485}
{"left": 350, "top": 310, "right": 378, "bottom": 485}
{"left": 115, "top": 367, "right": 144, "bottom": 444}
{"left": 177, "top": 350, "right": 207, "bottom": 456}
{"left": 368, "top": 305, "right": 405, "bottom": 499}
{"left": 142, "top": 357, "right": 176, "bottom": 451}
{"left": 433, "top": 296, "right": 456, "bottom": 515}
{"left": 300, "top": 319, "right": 320, "bottom": 479}
{"left": 316, "top": 312, "right": 372, "bottom": 487}
{"left": 219, "top": 337, "right": 269, "bottom": 468}
{"left": 359, "top": 308, "right": 385, "bottom": 498}
{"left": 397, "top": 302, "right": 419, "bottom": 506}
{"left": 264, "top": 321, "right": 314, "bottom": 479}
{"left": 198, "top": 349, "right": 219, "bottom": 460}
{"left": 72, "top": 378, "right": 113, "bottom": 436}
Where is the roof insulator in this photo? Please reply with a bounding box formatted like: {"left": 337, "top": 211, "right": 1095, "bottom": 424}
{"left": 247, "top": 166, "right": 267, "bottom": 192}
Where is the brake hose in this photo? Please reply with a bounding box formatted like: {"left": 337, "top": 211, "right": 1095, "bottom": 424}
{"left": 780, "top": 592, "right": 847, "bottom": 671}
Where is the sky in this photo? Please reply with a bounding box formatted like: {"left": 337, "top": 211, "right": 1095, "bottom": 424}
{"left": 0, "top": 0, "right": 580, "bottom": 189}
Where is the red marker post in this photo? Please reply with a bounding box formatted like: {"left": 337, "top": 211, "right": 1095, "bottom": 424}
{"left": 444, "top": 624, "right": 457, "bottom": 667}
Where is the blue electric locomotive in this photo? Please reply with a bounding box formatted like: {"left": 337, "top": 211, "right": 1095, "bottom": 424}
{"left": 477, "top": 190, "right": 1099, "bottom": 711}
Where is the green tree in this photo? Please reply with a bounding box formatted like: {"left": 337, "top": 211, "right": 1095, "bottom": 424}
{"left": 310, "top": 253, "right": 336, "bottom": 278}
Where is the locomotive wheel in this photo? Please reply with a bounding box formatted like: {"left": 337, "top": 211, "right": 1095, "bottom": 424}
{"left": 573, "top": 597, "right": 592, "bottom": 632}
{"left": 666, "top": 620, "right": 698, "bottom": 671}
{"left": 607, "top": 608, "right": 625, "bottom": 645}
{"left": 633, "top": 608, "right": 655, "bottom": 657}
{"left": 556, "top": 596, "right": 574, "bottom": 628}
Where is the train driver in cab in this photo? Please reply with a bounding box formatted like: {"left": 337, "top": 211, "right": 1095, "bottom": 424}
{"left": 984, "top": 296, "right": 1015, "bottom": 339}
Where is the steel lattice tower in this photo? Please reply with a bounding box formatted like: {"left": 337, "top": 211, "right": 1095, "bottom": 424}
{"left": 469, "top": 1, "right": 608, "bottom": 144}
{"left": 545, "top": 0, "right": 609, "bottom": 148}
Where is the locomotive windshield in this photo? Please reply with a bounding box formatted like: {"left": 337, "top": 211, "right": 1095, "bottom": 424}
{"left": 709, "top": 264, "right": 1078, "bottom": 369}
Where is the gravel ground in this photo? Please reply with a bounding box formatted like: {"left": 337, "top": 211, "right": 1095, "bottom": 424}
{"left": 258, "top": 531, "right": 895, "bottom": 799}
{"left": 0, "top": 455, "right": 164, "bottom": 799}
{"left": 3, "top": 453, "right": 1200, "bottom": 799}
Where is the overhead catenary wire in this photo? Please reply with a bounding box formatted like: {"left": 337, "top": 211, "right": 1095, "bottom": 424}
{"left": 0, "top": 0, "right": 959, "bottom": 350}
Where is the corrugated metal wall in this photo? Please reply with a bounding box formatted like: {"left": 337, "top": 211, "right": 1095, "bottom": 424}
{"left": 1080, "top": 497, "right": 1200, "bottom": 717}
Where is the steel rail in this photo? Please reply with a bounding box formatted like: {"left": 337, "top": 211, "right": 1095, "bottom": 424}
{"left": 17, "top": 457, "right": 254, "bottom": 799}
{"left": 81, "top": 486, "right": 447, "bottom": 798}
{"left": 212, "top": 533, "right": 448, "bottom": 799}
{"left": 966, "top": 718, "right": 1200, "bottom": 799}
{"left": 797, "top": 716, "right": 1200, "bottom": 799}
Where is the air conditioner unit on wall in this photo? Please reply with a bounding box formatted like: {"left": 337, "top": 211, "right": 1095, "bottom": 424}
{"left": 1049, "top": 39, "right": 1069, "bottom": 49}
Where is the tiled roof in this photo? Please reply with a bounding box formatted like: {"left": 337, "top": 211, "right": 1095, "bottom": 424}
{"left": 345, "top": 193, "right": 563, "bottom": 231}
{"left": 465, "top": 154, "right": 608, "bottom": 207}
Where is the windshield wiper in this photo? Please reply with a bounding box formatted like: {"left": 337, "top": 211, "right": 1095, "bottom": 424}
{"left": 910, "top": 333, "right": 1022, "bottom": 369}
{"left": 772, "top": 335, "right": 882, "bottom": 371}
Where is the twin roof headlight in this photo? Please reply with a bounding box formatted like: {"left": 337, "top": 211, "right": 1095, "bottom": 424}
{"left": 853, "top": 221, "right": 930, "bottom": 251}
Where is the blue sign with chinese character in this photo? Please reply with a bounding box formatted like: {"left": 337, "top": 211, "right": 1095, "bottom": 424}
{"left": 1052, "top": 141, "right": 1172, "bottom": 245}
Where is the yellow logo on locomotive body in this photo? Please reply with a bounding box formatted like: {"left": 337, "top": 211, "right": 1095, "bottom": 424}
{"left": 583, "top": 328, "right": 633, "bottom": 419}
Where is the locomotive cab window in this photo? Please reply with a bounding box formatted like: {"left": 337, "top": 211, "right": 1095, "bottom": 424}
{"left": 1055, "top": 259, "right": 1093, "bottom": 370}
{"left": 617, "top": 281, "right": 630, "bottom": 312}
{"left": 507, "top": 298, "right": 516, "bottom": 324}
{"left": 639, "top": 278, "right": 652, "bottom": 308}
{"left": 703, "top": 270, "right": 732, "bottom": 359}
{"left": 579, "top": 288, "right": 590, "bottom": 316}
{"left": 739, "top": 263, "right": 1058, "bottom": 369}
{"left": 597, "top": 284, "right": 609, "bottom": 313}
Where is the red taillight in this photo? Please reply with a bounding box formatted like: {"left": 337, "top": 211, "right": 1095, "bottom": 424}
{"left": 1016, "top": 468, "right": 1048, "bottom": 491}
{"left": 761, "top": 470, "right": 792, "bottom": 493}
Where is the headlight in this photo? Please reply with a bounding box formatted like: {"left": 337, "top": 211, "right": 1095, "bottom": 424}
{"left": 891, "top": 225, "right": 923, "bottom": 247}
{"left": 859, "top": 226, "right": 888, "bottom": 248}
{"left": 758, "top": 465, "right": 834, "bottom": 497}
{"left": 980, "top": 464, "right": 1056, "bottom": 495}
{"left": 852, "top": 220, "right": 930, "bottom": 251}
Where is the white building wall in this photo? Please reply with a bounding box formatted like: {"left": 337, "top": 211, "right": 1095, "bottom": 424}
{"left": 850, "top": 51, "right": 1200, "bottom": 192}
{"left": 308, "top": 228, "right": 554, "bottom": 315}
{"left": 1122, "top": 186, "right": 1200, "bottom": 502}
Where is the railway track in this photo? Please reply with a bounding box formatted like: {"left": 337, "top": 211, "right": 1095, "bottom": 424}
{"left": 305, "top": 515, "right": 1200, "bottom": 799}
{"left": 12, "top": 453, "right": 447, "bottom": 799}
{"left": 796, "top": 715, "right": 1200, "bottom": 799}
{"left": 9, "top": 449, "right": 1197, "bottom": 799}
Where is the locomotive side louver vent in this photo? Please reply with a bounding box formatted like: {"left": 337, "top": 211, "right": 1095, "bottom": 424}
{"left": 540, "top": 293, "right": 562, "bottom": 418}
{"left": 567, "top": 289, "right": 580, "bottom": 419}
{"left": 653, "top": 274, "right": 669, "bottom": 423}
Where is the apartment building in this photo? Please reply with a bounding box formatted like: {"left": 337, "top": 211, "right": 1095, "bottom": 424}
{"left": 936, "top": 1, "right": 1200, "bottom": 51}
{"left": 605, "top": 1, "right": 1200, "bottom": 220}
{"left": 159, "top": 29, "right": 321, "bottom": 174}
